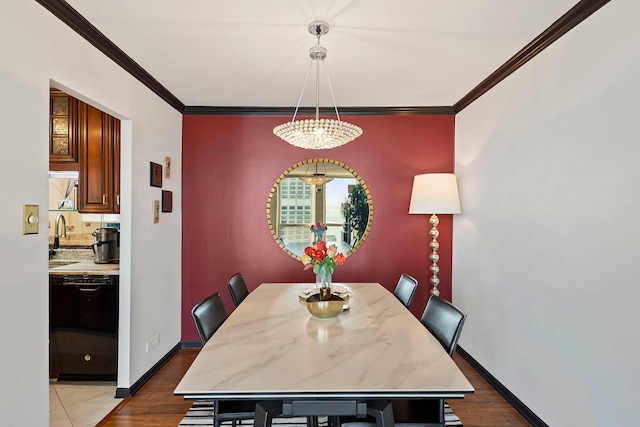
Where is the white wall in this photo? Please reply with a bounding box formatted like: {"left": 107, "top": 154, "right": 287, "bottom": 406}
{"left": 0, "top": 1, "right": 182, "bottom": 425}
{"left": 454, "top": 1, "right": 640, "bottom": 426}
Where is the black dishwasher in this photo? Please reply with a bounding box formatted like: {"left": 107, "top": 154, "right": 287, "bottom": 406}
{"left": 49, "top": 274, "right": 118, "bottom": 380}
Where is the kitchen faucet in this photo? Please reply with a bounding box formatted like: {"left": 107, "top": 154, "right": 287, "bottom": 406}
{"left": 53, "top": 213, "right": 67, "bottom": 249}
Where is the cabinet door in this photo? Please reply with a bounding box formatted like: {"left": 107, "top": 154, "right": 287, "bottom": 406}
{"left": 49, "top": 90, "right": 79, "bottom": 171}
{"left": 78, "top": 103, "right": 114, "bottom": 213}
{"left": 113, "top": 119, "right": 121, "bottom": 214}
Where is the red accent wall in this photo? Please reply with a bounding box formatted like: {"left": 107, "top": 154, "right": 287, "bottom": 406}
{"left": 181, "top": 114, "right": 455, "bottom": 341}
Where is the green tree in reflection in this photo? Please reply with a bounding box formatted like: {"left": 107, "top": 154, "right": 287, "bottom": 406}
{"left": 340, "top": 184, "right": 369, "bottom": 246}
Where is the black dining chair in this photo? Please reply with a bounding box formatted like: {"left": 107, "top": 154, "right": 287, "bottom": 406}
{"left": 191, "top": 292, "right": 258, "bottom": 427}
{"left": 420, "top": 295, "right": 467, "bottom": 357}
{"left": 393, "top": 274, "right": 418, "bottom": 309}
{"left": 228, "top": 272, "right": 250, "bottom": 307}
{"left": 340, "top": 296, "right": 467, "bottom": 427}
{"left": 191, "top": 292, "right": 228, "bottom": 345}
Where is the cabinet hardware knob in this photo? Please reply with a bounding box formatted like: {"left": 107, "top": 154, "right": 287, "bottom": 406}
{"left": 84, "top": 354, "right": 91, "bottom": 362}
{"left": 102, "top": 194, "right": 108, "bottom": 205}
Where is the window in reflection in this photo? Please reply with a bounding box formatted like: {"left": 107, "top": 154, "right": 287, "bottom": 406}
{"left": 267, "top": 159, "right": 372, "bottom": 260}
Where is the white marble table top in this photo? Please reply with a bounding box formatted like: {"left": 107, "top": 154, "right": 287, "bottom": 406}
{"left": 175, "top": 282, "right": 474, "bottom": 400}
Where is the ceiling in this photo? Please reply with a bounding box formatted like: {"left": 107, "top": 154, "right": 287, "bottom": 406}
{"left": 49, "top": 1, "right": 601, "bottom": 112}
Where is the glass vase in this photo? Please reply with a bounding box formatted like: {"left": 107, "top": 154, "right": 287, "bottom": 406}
{"left": 315, "top": 264, "right": 332, "bottom": 301}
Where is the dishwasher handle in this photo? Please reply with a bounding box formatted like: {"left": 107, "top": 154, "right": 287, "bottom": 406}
{"left": 61, "top": 276, "right": 113, "bottom": 288}
{"left": 76, "top": 285, "right": 101, "bottom": 292}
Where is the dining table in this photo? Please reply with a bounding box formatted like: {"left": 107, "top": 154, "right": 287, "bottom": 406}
{"left": 174, "top": 282, "right": 474, "bottom": 426}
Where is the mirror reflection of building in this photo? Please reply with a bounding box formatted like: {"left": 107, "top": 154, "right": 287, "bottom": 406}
{"left": 267, "top": 159, "right": 372, "bottom": 259}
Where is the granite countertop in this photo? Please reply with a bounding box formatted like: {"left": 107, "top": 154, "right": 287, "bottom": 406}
{"left": 49, "top": 261, "right": 119, "bottom": 276}
{"left": 49, "top": 248, "right": 118, "bottom": 276}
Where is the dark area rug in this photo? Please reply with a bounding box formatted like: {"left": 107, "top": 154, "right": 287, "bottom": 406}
{"left": 179, "top": 401, "right": 463, "bottom": 426}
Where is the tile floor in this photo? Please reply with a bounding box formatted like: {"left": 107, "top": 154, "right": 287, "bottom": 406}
{"left": 49, "top": 380, "right": 122, "bottom": 427}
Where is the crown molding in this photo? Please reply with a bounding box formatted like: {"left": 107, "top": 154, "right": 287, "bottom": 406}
{"left": 183, "top": 106, "right": 455, "bottom": 116}
{"left": 37, "top": 0, "right": 610, "bottom": 116}
{"left": 453, "top": 0, "right": 610, "bottom": 113}
{"left": 35, "top": 0, "right": 185, "bottom": 113}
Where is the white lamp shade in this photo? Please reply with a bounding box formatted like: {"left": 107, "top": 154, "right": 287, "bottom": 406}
{"left": 409, "top": 173, "right": 461, "bottom": 214}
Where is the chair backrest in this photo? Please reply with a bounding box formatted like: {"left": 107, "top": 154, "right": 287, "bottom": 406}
{"left": 393, "top": 273, "right": 418, "bottom": 308}
{"left": 420, "top": 295, "right": 467, "bottom": 357}
{"left": 191, "top": 292, "right": 228, "bottom": 345}
{"left": 227, "top": 273, "right": 249, "bottom": 307}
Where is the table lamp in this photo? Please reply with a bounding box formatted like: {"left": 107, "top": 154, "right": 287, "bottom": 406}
{"left": 409, "top": 173, "right": 461, "bottom": 296}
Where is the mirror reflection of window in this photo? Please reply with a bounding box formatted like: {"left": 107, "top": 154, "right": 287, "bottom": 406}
{"left": 278, "top": 176, "right": 356, "bottom": 256}
{"left": 278, "top": 177, "right": 313, "bottom": 245}
{"left": 341, "top": 183, "right": 370, "bottom": 247}
{"left": 325, "top": 178, "right": 357, "bottom": 244}
{"left": 267, "top": 159, "right": 373, "bottom": 260}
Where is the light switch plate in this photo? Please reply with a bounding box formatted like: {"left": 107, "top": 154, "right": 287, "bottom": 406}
{"left": 23, "top": 204, "right": 39, "bottom": 234}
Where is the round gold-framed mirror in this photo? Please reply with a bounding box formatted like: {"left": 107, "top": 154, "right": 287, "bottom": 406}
{"left": 267, "top": 158, "right": 373, "bottom": 260}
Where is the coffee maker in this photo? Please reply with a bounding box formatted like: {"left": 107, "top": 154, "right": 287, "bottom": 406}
{"left": 92, "top": 227, "right": 120, "bottom": 264}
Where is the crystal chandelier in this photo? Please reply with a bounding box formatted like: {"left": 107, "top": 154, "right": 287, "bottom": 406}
{"left": 300, "top": 175, "right": 333, "bottom": 185}
{"left": 299, "top": 162, "right": 334, "bottom": 186}
{"left": 273, "top": 21, "right": 363, "bottom": 150}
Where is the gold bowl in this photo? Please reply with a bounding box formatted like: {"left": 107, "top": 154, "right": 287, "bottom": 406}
{"left": 305, "top": 294, "right": 345, "bottom": 318}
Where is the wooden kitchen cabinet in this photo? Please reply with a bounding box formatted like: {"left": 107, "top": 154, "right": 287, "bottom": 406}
{"left": 113, "top": 119, "right": 121, "bottom": 214}
{"left": 49, "top": 90, "right": 79, "bottom": 171}
{"left": 77, "top": 101, "right": 121, "bottom": 213}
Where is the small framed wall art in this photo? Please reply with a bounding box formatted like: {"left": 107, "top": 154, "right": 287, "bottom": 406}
{"left": 162, "top": 190, "right": 173, "bottom": 212}
{"left": 164, "top": 156, "right": 171, "bottom": 179}
{"left": 153, "top": 200, "right": 160, "bottom": 223}
{"left": 150, "top": 162, "right": 163, "bottom": 187}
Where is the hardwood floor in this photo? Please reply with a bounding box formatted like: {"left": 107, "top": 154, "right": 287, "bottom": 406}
{"left": 97, "top": 348, "right": 531, "bottom": 426}
{"left": 96, "top": 349, "right": 198, "bottom": 427}
{"left": 448, "top": 354, "right": 532, "bottom": 426}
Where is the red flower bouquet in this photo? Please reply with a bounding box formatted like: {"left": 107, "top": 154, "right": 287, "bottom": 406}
{"left": 301, "top": 240, "right": 346, "bottom": 275}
